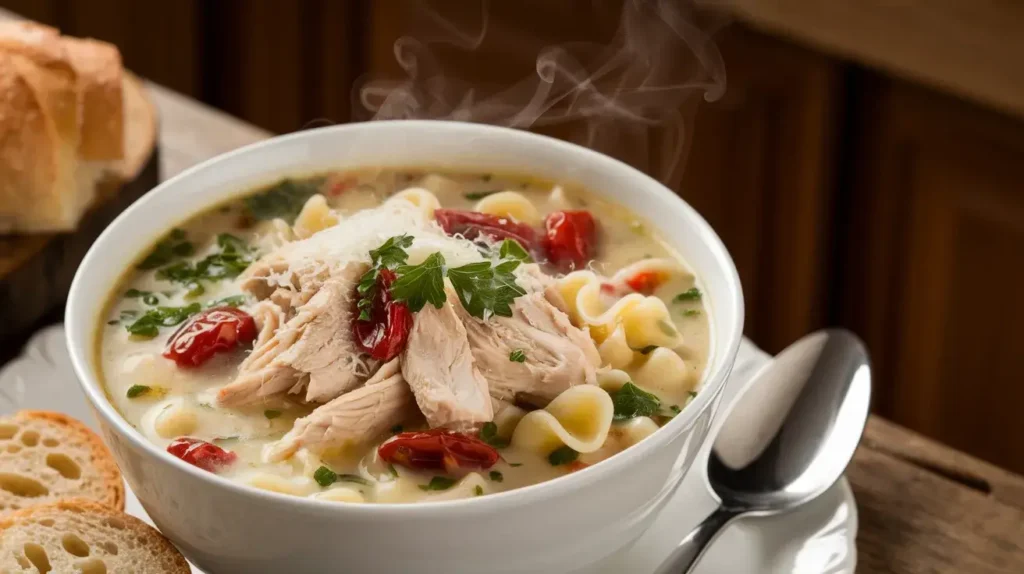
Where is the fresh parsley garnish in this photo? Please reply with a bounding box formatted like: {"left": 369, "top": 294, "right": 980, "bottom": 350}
{"left": 674, "top": 288, "right": 702, "bottom": 302}
{"left": 387, "top": 464, "right": 398, "bottom": 478}
{"left": 548, "top": 446, "right": 578, "bottom": 466}
{"left": 688, "top": 391, "right": 698, "bottom": 400}
{"left": 670, "top": 404, "right": 682, "bottom": 414}
{"left": 479, "top": 422, "right": 509, "bottom": 448}
{"left": 137, "top": 229, "right": 194, "bottom": 270}
{"left": 509, "top": 349, "right": 527, "bottom": 363}
{"left": 391, "top": 252, "right": 447, "bottom": 312}
{"left": 474, "top": 485, "right": 484, "bottom": 496}
{"left": 264, "top": 410, "right": 281, "bottom": 420}
{"left": 124, "top": 303, "right": 202, "bottom": 338}
{"left": 611, "top": 382, "right": 661, "bottom": 421}
{"left": 508, "top": 462, "right": 523, "bottom": 467}
{"left": 357, "top": 235, "right": 413, "bottom": 321}
{"left": 464, "top": 190, "right": 500, "bottom": 200}
{"left": 683, "top": 309, "right": 701, "bottom": 317}
{"left": 208, "top": 295, "right": 247, "bottom": 308}
{"left": 447, "top": 259, "right": 526, "bottom": 320}
{"left": 419, "top": 476, "right": 457, "bottom": 491}
{"left": 489, "top": 471, "right": 504, "bottom": 483}
{"left": 337, "top": 474, "right": 370, "bottom": 486}
{"left": 314, "top": 466, "right": 337, "bottom": 487}
{"left": 497, "top": 238, "right": 532, "bottom": 262}
{"left": 126, "top": 385, "right": 151, "bottom": 399}
{"left": 244, "top": 178, "right": 324, "bottom": 223}
{"left": 156, "top": 234, "right": 256, "bottom": 295}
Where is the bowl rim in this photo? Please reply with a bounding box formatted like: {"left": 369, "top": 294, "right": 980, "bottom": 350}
{"left": 66, "top": 119, "right": 745, "bottom": 518}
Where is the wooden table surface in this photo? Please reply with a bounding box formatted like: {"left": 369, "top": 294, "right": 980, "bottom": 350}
{"left": 146, "top": 83, "right": 1024, "bottom": 574}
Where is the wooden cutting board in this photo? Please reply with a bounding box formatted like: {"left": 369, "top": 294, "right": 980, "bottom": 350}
{"left": 0, "top": 73, "right": 159, "bottom": 351}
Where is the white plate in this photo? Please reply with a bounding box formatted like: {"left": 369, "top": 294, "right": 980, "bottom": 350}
{"left": 0, "top": 326, "right": 856, "bottom": 574}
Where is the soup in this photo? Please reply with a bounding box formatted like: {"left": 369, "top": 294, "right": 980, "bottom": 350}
{"left": 96, "top": 170, "right": 710, "bottom": 503}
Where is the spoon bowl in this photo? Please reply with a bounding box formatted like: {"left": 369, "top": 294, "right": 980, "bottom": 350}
{"left": 655, "top": 329, "right": 871, "bottom": 573}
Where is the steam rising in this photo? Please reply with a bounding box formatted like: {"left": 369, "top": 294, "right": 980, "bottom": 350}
{"left": 355, "top": 0, "right": 727, "bottom": 185}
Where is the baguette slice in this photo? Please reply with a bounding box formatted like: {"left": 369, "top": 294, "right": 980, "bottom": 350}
{"left": 0, "top": 499, "right": 190, "bottom": 573}
{"left": 0, "top": 411, "right": 124, "bottom": 516}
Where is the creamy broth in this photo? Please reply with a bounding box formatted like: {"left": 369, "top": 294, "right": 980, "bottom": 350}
{"left": 97, "top": 169, "right": 710, "bottom": 503}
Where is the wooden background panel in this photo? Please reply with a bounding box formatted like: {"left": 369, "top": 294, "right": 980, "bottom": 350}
{"left": 842, "top": 77, "right": 1024, "bottom": 474}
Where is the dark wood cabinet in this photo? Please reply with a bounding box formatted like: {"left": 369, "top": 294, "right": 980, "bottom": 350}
{"left": 842, "top": 79, "right": 1024, "bottom": 473}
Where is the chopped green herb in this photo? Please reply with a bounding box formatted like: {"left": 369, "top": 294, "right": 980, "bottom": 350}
{"left": 611, "top": 382, "right": 661, "bottom": 421}
{"left": 638, "top": 345, "right": 658, "bottom": 355}
{"left": 356, "top": 235, "right": 414, "bottom": 321}
{"left": 126, "top": 385, "right": 151, "bottom": 399}
{"left": 548, "top": 446, "right": 579, "bottom": 466}
{"left": 629, "top": 221, "right": 646, "bottom": 234}
{"left": 216, "top": 233, "right": 249, "bottom": 253}
{"left": 337, "top": 474, "right": 370, "bottom": 486}
{"left": 479, "top": 422, "right": 509, "bottom": 449}
{"left": 419, "top": 476, "right": 457, "bottom": 491}
{"left": 508, "top": 462, "right": 523, "bottom": 467}
{"left": 688, "top": 391, "right": 698, "bottom": 399}
{"left": 674, "top": 288, "right": 702, "bottom": 302}
{"left": 683, "top": 309, "right": 701, "bottom": 317}
{"left": 387, "top": 464, "right": 398, "bottom": 478}
{"left": 264, "top": 410, "right": 281, "bottom": 420}
{"left": 244, "top": 178, "right": 323, "bottom": 223}
{"left": 670, "top": 404, "right": 682, "bottom": 414}
{"left": 155, "top": 235, "right": 257, "bottom": 293}
{"left": 124, "top": 289, "right": 148, "bottom": 298}
{"left": 498, "top": 238, "right": 532, "bottom": 262}
{"left": 390, "top": 424, "right": 404, "bottom": 434}
{"left": 125, "top": 303, "right": 202, "bottom": 338}
{"left": 464, "top": 189, "right": 499, "bottom": 200}
{"left": 391, "top": 252, "right": 447, "bottom": 313}
{"left": 447, "top": 259, "right": 526, "bottom": 320}
{"left": 481, "top": 174, "right": 493, "bottom": 182}
{"left": 489, "top": 471, "right": 504, "bottom": 483}
{"left": 474, "top": 485, "right": 484, "bottom": 496}
{"left": 137, "top": 229, "right": 194, "bottom": 270}
{"left": 509, "top": 349, "right": 527, "bottom": 363}
{"left": 314, "top": 466, "right": 338, "bottom": 487}
{"left": 208, "top": 295, "right": 247, "bottom": 308}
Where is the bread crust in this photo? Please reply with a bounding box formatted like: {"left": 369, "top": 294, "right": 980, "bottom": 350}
{"left": 12, "top": 410, "right": 125, "bottom": 511}
{"left": 0, "top": 498, "right": 192, "bottom": 573}
{"left": 62, "top": 36, "right": 124, "bottom": 161}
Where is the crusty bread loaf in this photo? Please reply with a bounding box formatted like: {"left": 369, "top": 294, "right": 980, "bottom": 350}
{"left": 0, "top": 411, "right": 124, "bottom": 516}
{"left": 0, "top": 22, "right": 130, "bottom": 233}
{"left": 0, "top": 499, "right": 190, "bottom": 573}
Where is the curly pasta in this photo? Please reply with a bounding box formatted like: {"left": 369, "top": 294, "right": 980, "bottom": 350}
{"left": 386, "top": 187, "right": 441, "bottom": 220}
{"left": 510, "top": 385, "right": 613, "bottom": 455}
{"left": 474, "top": 190, "right": 542, "bottom": 225}
{"left": 292, "top": 194, "right": 339, "bottom": 239}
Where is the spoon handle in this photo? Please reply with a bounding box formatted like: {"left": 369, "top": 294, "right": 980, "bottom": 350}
{"left": 652, "top": 506, "right": 742, "bottom": 574}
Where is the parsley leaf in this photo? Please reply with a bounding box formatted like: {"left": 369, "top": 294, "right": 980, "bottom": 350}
{"left": 479, "top": 422, "right": 509, "bottom": 448}
{"left": 357, "top": 235, "right": 413, "bottom": 321}
{"left": 264, "top": 410, "right": 281, "bottom": 420}
{"left": 126, "top": 385, "right": 151, "bottom": 398}
{"left": 313, "top": 466, "right": 337, "bottom": 487}
{"left": 683, "top": 309, "right": 701, "bottom": 317}
{"left": 447, "top": 259, "right": 525, "bottom": 320}
{"left": 474, "top": 485, "right": 484, "bottom": 496}
{"left": 137, "top": 229, "right": 194, "bottom": 270}
{"left": 125, "top": 303, "right": 202, "bottom": 338}
{"left": 419, "top": 476, "right": 457, "bottom": 491}
{"left": 508, "top": 462, "right": 523, "bottom": 467}
{"left": 489, "top": 470, "right": 504, "bottom": 482}
{"left": 498, "top": 238, "right": 532, "bottom": 262}
{"left": 156, "top": 235, "right": 256, "bottom": 293}
{"left": 548, "top": 446, "right": 578, "bottom": 466}
{"left": 509, "top": 349, "right": 526, "bottom": 363}
{"left": 245, "top": 178, "right": 324, "bottom": 223}
{"left": 611, "top": 382, "right": 661, "bottom": 421}
{"left": 464, "top": 190, "right": 500, "bottom": 200}
{"left": 208, "top": 295, "right": 247, "bottom": 308}
{"left": 392, "top": 252, "right": 447, "bottom": 312}
{"left": 670, "top": 404, "right": 682, "bottom": 414}
{"left": 674, "top": 288, "right": 702, "bottom": 302}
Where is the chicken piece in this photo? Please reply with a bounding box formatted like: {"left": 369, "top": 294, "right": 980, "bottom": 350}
{"left": 401, "top": 292, "right": 494, "bottom": 428}
{"left": 216, "top": 262, "right": 370, "bottom": 407}
{"left": 456, "top": 289, "right": 602, "bottom": 406}
{"left": 264, "top": 359, "right": 415, "bottom": 462}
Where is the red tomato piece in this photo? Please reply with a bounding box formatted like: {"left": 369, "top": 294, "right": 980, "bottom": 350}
{"left": 326, "top": 175, "right": 356, "bottom": 197}
{"left": 378, "top": 429, "right": 500, "bottom": 473}
{"left": 352, "top": 268, "right": 413, "bottom": 361}
{"left": 434, "top": 209, "right": 537, "bottom": 250}
{"left": 624, "top": 271, "right": 668, "bottom": 295}
{"left": 163, "top": 307, "right": 257, "bottom": 368}
{"left": 166, "top": 438, "right": 237, "bottom": 473}
{"left": 542, "top": 210, "right": 596, "bottom": 271}
{"left": 567, "top": 460, "right": 590, "bottom": 473}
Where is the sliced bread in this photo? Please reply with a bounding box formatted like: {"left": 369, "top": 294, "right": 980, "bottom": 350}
{"left": 0, "top": 411, "right": 124, "bottom": 516}
{"left": 0, "top": 499, "right": 190, "bottom": 573}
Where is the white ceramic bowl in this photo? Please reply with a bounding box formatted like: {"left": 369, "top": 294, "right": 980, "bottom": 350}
{"left": 66, "top": 121, "right": 744, "bottom": 574}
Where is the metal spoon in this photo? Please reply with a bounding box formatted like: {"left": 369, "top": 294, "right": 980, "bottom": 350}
{"left": 654, "top": 329, "right": 871, "bottom": 574}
